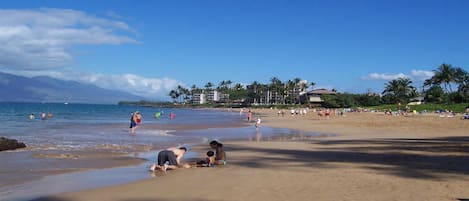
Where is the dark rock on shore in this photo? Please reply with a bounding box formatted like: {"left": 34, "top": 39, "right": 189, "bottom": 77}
{"left": 0, "top": 137, "right": 26, "bottom": 151}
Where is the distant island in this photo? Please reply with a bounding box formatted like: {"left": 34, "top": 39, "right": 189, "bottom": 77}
{"left": 0, "top": 71, "right": 143, "bottom": 104}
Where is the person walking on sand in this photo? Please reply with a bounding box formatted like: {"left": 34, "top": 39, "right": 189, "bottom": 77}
{"left": 150, "top": 147, "right": 187, "bottom": 172}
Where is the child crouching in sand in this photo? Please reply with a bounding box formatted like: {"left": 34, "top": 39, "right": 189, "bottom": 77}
{"left": 187, "top": 150, "right": 216, "bottom": 168}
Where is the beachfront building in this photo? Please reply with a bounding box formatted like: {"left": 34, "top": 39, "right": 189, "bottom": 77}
{"left": 192, "top": 93, "right": 206, "bottom": 104}
{"left": 207, "top": 90, "right": 220, "bottom": 102}
{"left": 246, "top": 84, "right": 270, "bottom": 105}
{"left": 304, "top": 88, "right": 337, "bottom": 104}
{"left": 407, "top": 96, "right": 425, "bottom": 105}
{"left": 192, "top": 90, "right": 229, "bottom": 104}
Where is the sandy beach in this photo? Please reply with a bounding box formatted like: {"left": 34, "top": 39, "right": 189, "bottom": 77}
{"left": 32, "top": 109, "right": 469, "bottom": 201}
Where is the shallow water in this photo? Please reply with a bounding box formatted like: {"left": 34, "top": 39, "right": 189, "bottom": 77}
{"left": 0, "top": 103, "right": 330, "bottom": 201}
{"left": 0, "top": 102, "right": 241, "bottom": 152}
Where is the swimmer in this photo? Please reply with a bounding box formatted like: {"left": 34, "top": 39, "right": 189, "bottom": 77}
{"left": 169, "top": 112, "right": 176, "bottom": 120}
{"left": 154, "top": 112, "right": 161, "bottom": 119}
{"left": 29, "top": 113, "right": 35, "bottom": 120}
{"left": 40, "top": 112, "right": 46, "bottom": 120}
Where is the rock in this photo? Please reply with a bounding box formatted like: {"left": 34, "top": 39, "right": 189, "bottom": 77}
{"left": 0, "top": 137, "right": 26, "bottom": 151}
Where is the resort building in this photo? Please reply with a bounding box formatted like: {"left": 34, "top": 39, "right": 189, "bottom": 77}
{"left": 305, "top": 88, "right": 337, "bottom": 104}
{"left": 207, "top": 90, "right": 220, "bottom": 102}
{"left": 192, "top": 90, "right": 229, "bottom": 104}
{"left": 192, "top": 93, "right": 206, "bottom": 104}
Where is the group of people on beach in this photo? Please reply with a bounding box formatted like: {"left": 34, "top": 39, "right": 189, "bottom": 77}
{"left": 149, "top": 140, "right": 227, "bottom": 173}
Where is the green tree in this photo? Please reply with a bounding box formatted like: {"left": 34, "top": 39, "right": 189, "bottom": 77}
{"left": 285, "top": 79, "right": 296, "bottom": 104}
{"left": 269, "top": 77, "right": 283, "bottom": 104}
{"left": 424, "top": 63, "right": 457, "bottom": 93}
{"left": 310, "top": 81, "right": 316, "bottom": 90}
{"left": 233, "top": 83, "right": 244, "bottom": 91}
{"left": 204, "top": 82, "right": 213, "bottom": 91}
{"left": 382, "top": 77, "right": 416, "bottom": 104}
{"left": 168, "top": 90, "right": 179, "bottom": 103}
{"left": 357, "top": 94, "right": 381, "bottom": 106}
{"left": 454, "top": 67, "right": 469, "bottom": 102}
{"left": 424, "top": 85, "right": 446, "bottom": 103}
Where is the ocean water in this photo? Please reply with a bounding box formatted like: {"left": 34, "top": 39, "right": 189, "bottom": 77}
{"left": 0, "top": 102, "right": 242, "bottom": 151}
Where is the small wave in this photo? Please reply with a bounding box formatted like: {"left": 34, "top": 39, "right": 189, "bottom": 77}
{"left": 137, "top": 129, "right": 176, "bottom": 137}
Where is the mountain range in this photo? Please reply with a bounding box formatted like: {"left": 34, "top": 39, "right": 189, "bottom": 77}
{"left": 0, "top": 72, "right": 144, "bottom": 104}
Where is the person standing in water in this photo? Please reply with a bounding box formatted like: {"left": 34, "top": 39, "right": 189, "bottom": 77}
{"left": 169, "top": 112, "right": 176, "bottom": 120}
{"left": 255, "top": 117, "right": 262, "bottom": 128}
{"left": 129, "top": 111, "right": 142, "bottom": 134}
{"left": 247, "top": 110, "right": 253, "bottom": 123}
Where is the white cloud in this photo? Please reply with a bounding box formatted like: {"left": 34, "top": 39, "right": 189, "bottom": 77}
{"left": 361, "top": 69, "right": 435, "bottom": 82}
{"left": 0, "top": 8, "right": 138, "bottom": 70}
{"left": 411, "top": 70, "right": 434, "bottom": 81}
{"left": 76, "top": 73, "right": 181, "bottom": 99}
{"left": 361, "top": 73, "right": 408, "bottom": 81}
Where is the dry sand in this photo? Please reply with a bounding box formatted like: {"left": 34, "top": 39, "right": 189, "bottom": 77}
{"left": 33, "top": 109, "right": 469, "bottom": 201}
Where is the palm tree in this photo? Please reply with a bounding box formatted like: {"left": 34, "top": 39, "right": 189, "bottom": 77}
{"left": 382, "top": 77, "right": 416, "bottom": 103}
{"left": 424, "top": 63, "right": 457, "bottom": 93}
{"left": 233, "top": 83, "right": 243, "bottom": 91}
{"left": 225, "top": 80, "right": 232, "bottom": 90}
{"left": 248, "top": 81, "right": 269, "bottom": 104}
{"left": 269, "top": 77, "right": 283, "bottom": 104}
{"left": 168, "top": 90, "right": 179, "bottom": 103}
{"left": 190, "top": 84, "right": 199, "bottom": 95}
{"left": 455, "top": 68, "right": 468, "bottom": 90}
{"left": 218, "top": 80, "right": 226, "bottom": 91}
{"left": 176, "top": 85, "right": 189, "bottom": 103}
{"left": 204, "top": 82, "right": 213, "bottom": 91}
{"left": 310, "top": 82, "right": 316, "bottom": 90}
{"left": 454, "top": 67, "right": 469, "bottom": 100}
{"left": 285, "top": 80, "right": 296, "bottom": 104}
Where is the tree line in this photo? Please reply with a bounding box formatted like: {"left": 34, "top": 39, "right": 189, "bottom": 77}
{"left": 381, "top": 63, "right": 468, "bottom": 105}
{"left": 168, "top": 77, "right": 315, "bottom": 105}
{"left": 169, "top": 63, "right": 469, "bottom": 108}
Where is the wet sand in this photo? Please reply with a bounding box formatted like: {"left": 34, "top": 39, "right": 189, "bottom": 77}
{"left": 0, "top": 150, "right": 145, "bottom": 188}
{"left": 0, "top": 118, "right": 247, "bottom": 190}
{"left": 31, "top": 109, "right": 469, "bottom": 201}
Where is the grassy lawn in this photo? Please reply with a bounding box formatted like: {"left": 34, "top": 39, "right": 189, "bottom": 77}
{"left": 367, "top": 103, "right": 469, "bottom": 113}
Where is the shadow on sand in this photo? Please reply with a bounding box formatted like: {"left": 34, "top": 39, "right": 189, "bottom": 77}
{"left": 32, "top": 198, "right": 212, "bottom": 201}
{"left": 226, "top": 136, "right": 469, "bottom": 180}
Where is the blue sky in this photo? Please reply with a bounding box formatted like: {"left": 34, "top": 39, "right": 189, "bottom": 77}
{"left": 1, "top": 0, "right": 468, "bottom": 99}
